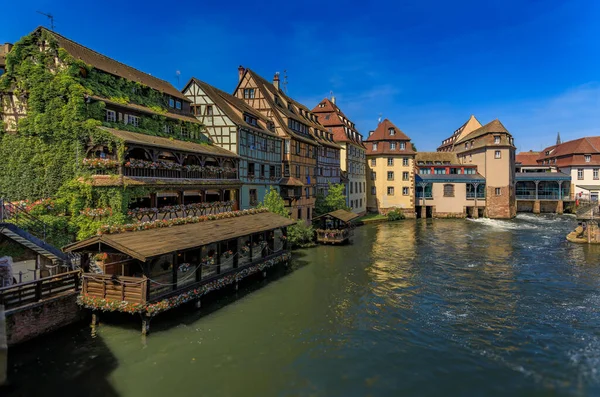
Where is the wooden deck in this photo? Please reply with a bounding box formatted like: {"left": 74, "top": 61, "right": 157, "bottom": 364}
{"left": 316, "top": 229, "right": 350, "bottom": 245}
{"left": 0, "top": 270, "right": 80, "bottom": 311}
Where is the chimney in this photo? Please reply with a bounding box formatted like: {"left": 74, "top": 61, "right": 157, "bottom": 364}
{"left": 238, "top": 65, "right": 245, "bottom": 82}
{"left": 273, "top": 72, "right": 280, "bottom": 90}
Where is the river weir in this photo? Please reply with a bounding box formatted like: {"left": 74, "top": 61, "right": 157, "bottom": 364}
{"left": 5, "top": 214, "right": 600, "bottom": 396}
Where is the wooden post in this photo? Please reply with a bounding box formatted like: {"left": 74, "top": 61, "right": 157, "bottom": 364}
{"left": 0, "top": 304, "right": 7, "bottom": 386}
{"left": 141, "top": 316, "right": 150, "bottom": 336}
{"left": 91, "top": 312, "right": 99, "bottom": 326}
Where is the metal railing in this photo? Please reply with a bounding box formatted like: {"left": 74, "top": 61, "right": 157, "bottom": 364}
{"left": 0, "top": 270, "right": 80, "bottom": 310}
{"left": 123, "top": 168, "right": 238, "bottom": 180}
{"left": 1, "top": 198, "right": 49, "bottom": 242}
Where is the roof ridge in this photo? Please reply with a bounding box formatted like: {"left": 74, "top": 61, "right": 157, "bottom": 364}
{"left": 39, "top": 27, "right": 182, "bottom": 96}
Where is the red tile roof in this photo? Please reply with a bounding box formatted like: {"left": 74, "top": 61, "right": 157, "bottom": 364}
{"left": 455, "top": 119, "right": 510, "bottom": 144}
{"left": 312, "top": 98, "right": 365, "bottom": 148}
{"left": 538, "top": 137, "right": 600, "bottom": 166}
{"left": 365, "top": 119, "right": 411, "bottom": 142}
{"left": 364, "top": 119, "right": 414, "bottom": 156}
{"left": 516, "top": 151, "right": 540, "bottom": 166}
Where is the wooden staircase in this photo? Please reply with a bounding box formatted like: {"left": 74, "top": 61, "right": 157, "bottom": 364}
{"left": 0, "top": 198, "right": 71, "bottom": 265}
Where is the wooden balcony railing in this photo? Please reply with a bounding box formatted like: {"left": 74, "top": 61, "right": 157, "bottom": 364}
{"left": 122, "top": 167, "right": 238, "bottom": 180}
{"left": 81, "top": 273, "right": 147, "bottom": 304}
{"left": 316, "top": 229, "right": 350, "bottom": 243}
{"left": 0, "top": 270, "right": 80, "bottom": 310}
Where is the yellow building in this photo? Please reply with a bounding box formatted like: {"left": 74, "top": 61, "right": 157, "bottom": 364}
{"left": 366, "top": 119, "right": 416, "bottom": 217}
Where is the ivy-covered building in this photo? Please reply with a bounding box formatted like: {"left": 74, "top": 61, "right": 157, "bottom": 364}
{"left": 0, "top": 27, "right": 240, "bottom": 240}
{"left": 182, "top": 78, "right": 283, "bottom": 210}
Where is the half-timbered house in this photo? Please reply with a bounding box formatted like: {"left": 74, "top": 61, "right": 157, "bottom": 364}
{"left": 182, "top": 78, "right": 283, "bottom": 210}
{"left": 234, "top": 67, "right": 322, "bottom": 222}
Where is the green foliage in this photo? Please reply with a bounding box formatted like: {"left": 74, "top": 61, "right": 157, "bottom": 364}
{"left": 315, "top": 182, "right": 350, "bottom": 216}
{"left": 258, "top": 187, "right": 289, "bottom": 218}
{"left": 387, "top": 208, "right": 405, "bottom": 221}
{"left": 287, "top": 221, "right": 315, "bottom": 248}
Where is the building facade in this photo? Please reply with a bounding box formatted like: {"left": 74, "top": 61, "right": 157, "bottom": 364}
{"left": 1, "top": 28, "right": 240, "bottom": 215}
{"left": 365, "top": 119, "right": 415, "bottom": 216}
{"left": 183, "top": 78, "right": 283, "bottom": 210}
{"left": 312, "top": 98, "right": 367, "bottom": 215}
{"left": 414, "top": 152, "right": 485, "bottom": 218}
{"left": 234, "top": 67, "right": 321, "bottom": 222}
{"left": 438, "top": 117, "right": 517, "bottom": 219}
{"left": 537, "top": 137, "right": 600, "bottom": 200}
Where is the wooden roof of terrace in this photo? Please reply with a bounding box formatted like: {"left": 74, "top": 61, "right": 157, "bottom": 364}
{"left": 92, "top": 96, "right": 201, "bottom": 125}
{"left": 99, "top": 127, "right": 238, "bottom": 158}
{"left": 64, "top": 212, "right": 295, "bottom": 261}
{"left": 312, "top": 209, "right": 359, "bottom": 223}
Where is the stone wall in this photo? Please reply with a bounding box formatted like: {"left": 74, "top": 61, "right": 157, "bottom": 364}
{"left": 5, "top": 292, "right": 85, "bottom": 346}
{"left": 485, "top": 185, "right": 516, "bottom": 218}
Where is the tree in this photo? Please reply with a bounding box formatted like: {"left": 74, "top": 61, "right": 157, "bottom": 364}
{"left": 411, "top": 143, "right": 417, "bottom": 152}
{"left": 259, "top": 187, "right": 289, "bottom": 218}
{"left": 315, "top": 183, "right": 350, "bottom": 216}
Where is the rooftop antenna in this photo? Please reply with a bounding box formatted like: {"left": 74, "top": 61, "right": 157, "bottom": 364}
{"left": 283, "top": 69, "right": 288, "bottom": 94}
{"left": 175, "top": 70, "right": 181, "bottom": 87}
{"left": 378, "top": 113, "right": 382, "bottom": 124}
{"left": 37, "top": 11, "right": 55, "bottom": 30}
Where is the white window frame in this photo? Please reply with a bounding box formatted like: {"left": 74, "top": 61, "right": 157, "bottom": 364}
{"left": 387, "top": 187, "right": 394, "bottom": 196}
{"left": 105, "top": 109, "right": 116, "bottom": 123}
{"left": 402, "top": 187, "right": 409, "bottom": 196}
{"left": 585, "top": 154, "right": 591, "bottom": 163}
{"left": 495, "top": 150, "right": 501, "bottom": 159}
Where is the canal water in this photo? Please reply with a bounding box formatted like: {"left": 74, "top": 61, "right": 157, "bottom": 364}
{"left": 5, "top": 214, "right": 600, "bottom": 397}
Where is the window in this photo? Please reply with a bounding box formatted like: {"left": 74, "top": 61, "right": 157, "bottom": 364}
{"left": 305, "top": 187, "right": 309, "bottom": 198}
{"left": 249, "top": 189, "right": 258, "bottom": 206}
{"left": 206, "top": 105, "right": 213, "bottom": 116}
{"left": 360, "top": 198, "right": 363, "bottom": 207}
{"left": 402, "top": 171, "right": 409, "bottom": 181}
{"left": 284, "top": 164, "right": 290, "bottom": 177}
{"left": 595, "top": 169, "right": 599, "bottom": 180}
{"left": 494, "top": 135, "right": 500, "bottom": 144}
{"left": 585, "top": 155, "right": 591, "bottom": 163}
{"left": 402, "top": 158, "right": 409, "bottom": 166}
{"left": 371, "top": 171, "right": 376, "bottom": 180}
{"left": 387, "top": 171, "right": 394, "bottom": 180}
{"left": 175, "top": 100, "right": 182, "bottom": 110}
{"left": 243, "top": 88, "right": 255, "bottom": 99}
{"left": 390, "top": 142, "right": 397, "bottom": 150}
{"left": 169, "top": 98, "right": 175, "bottom": 108}
{"left": 464, "top": 168, "right": 475, "bottom": 175}
{"left": 372, "top": 143, "right": 378, "bottom": 151}
{"left": 307, "top": 207, "right": 311, "bottom": 220}
{"left": 400, "top": 142, "right": 406, "bottom": 150}
{"left": 419, "top": 168, "right": 431, "bottom": 175}
{"left": 434, "top": 168, "right": 446, "bottom": 175}
{"left": 350, "top": 183, "right": 353, "bottom": 194}
{"left": 578, "top": 169, "right": 584, "bottom": 180}
{"left": 371, "top": 186, "right": 376, "bottom": 195}
{"left": 244, "top": 115, "right": 257, "bottom": 126}
{"left": 389, "top": 128, "right": 395, "bottom": 135}
{"left": 387, "top": 187, "right": 394, "bottom": 196}
{"left": 248, "top": 163, "right": 255, "bottom": 177}
{"left": 464, "top": 142, "right": 469, "bottom": 149}
{"left": 371, "top": 158, "right": 376, "bottom": 166}
{"left": 495, "top": 150, "right": 501, "bottom": 159}
{"left": 443, "top": 184, "right": 455, "bottom": 197}
{"left": 387, "top": 158, "right": 394, "bottom": 166}
{"left": 260, "top": 164, "right": 265, "bottom": 178}
{"left": 105, "top": 109, "right": 116, "bottom": 123}
{"left": 270, "top": 165, "right": 276, "bottom": 179}
{"left": 297, "top": 208, "right": 302, "bottom": 220}
{"left": 495, "top": 188, "right": 501, "bottom": 196}
{"left": 284, "top": 140, "right": 290, "bottom": 154}
{"left": 296, "top": 141, "right": 301, "bottom": 155}
{"left": 402, "top": 187, "right": 409, "bottom": 196}
{"left": 126, "top": 115, "right": 140, "bottom": 127}
{"left": 163, "top": 124, "right": 173, "bottom": 134}
{"left": 295, "top": 165, "right": 300, "bottom": 178}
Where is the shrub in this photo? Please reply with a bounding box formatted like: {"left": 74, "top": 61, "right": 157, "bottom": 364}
{"left": 387, "top": 208, "right": 405, "bottom": 221}
{"left": 287, "top": 221, "right": 315, "bottom": 248}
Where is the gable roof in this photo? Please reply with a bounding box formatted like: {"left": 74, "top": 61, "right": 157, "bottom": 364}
{"left": 36, "top": 27, "right": 188, "bottom": 101}
{"left": 236, "top": 68, "right": 319, "bottom": 146}
{"left": 365, "top": 119, "right": 411, "bottom": 142}
{"left": 516, "top": 151, "right": 541, "bottom": 166}
{"left": 185, "top": 78, "right": 278, "bottom": 138}
{"left": 455, "top": 119, "right": 510, "bottom": 144}
{"left": 415, "top": 152, "right": 460, "bottom": 164}
{"left": 312, "top": 98, "right": 365, "bottom": 148}
{"left": 312, "top": 209, "right": 359, "bottom": 223}
{"left": 437, "top": 115, "right": 483, "bottom": 151}
{"left": 539, "top": 137, "right": 600, "bottom": 159}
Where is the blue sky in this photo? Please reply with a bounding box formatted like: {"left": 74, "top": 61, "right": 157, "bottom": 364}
{"left": 2, "top": 0, "right": 599, "bottom": 151}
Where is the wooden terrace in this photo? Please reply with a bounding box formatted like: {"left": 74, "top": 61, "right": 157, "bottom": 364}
{"left": 312, "top": 209, "right": 359, "bottom": 245}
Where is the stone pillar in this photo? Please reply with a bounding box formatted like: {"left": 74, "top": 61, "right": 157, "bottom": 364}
{"left": 472, "top": 206, "right": 479, "bottom": 219}
{"left": 533, "top": 200, "right": 541, "bottom": 214}
{"left": 556, "top": 200, "right": 564, "bottom": 215}
{"left": 420, "top": 206, "right": 426, "bottom": 219}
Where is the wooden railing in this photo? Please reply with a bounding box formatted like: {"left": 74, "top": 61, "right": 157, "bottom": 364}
{"left": 81, "top": 274, "right": 147, "bottom": 304}
{"left": 123, "top": 167, "right": 238, "bottom": 180}
{"left": 0, "top": 270, "right": 80, "bottom": 310}
{"left": 316, "top": 229, "right": 350, "bottom": 243}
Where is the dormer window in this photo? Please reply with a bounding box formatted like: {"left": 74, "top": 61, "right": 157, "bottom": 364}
{"left": 390, "top": 142, "right": 397, "bottom": 150}
{"left": 288, "top": 103, "right": 294, "bottom": 112}
{"left": 175, "top": 100, "right": 182, "bottom": 110}
{"left": 274, "top": 96, "right": 281, "bottom": 106}
{"left": 372, "top": 143, "right": 378, "bottom": 151}
{"left": 244, "top": 114, "right": 257, "bottom": 126}
{"left": 400, "top": 142, "right": 406, "bottom": 150}
{"left": 464, "top": 142, "right": 468, "bottom": 149}
{"left": 267, "top": 121, "right": 275, "bottom": 131}
{"left": 206, "top": 105, "right": 213, "bottom": 116}
{"left": 545, "top": 150, "right": 550, "bottom": 155}
{"left": 585, "top": 154, "right": 591, "bottom": 163}
{"left": 169, "top": 98, "right": 175, "bottom": 108}
{"left": 494, "top": 135, "right": 500, "bottom": 144}
{"left": 325, "top": 115, "right": 330, "bottom": 120}
{"left": 388, "top": 128, "right": 395, "bottom": 136}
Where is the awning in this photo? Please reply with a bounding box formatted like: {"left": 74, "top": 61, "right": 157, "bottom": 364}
{"left": 64, "top": 212, "right": 295, "bottom": 261}
{"left": 280, "top": 177, "right": 304, "bottom": 187}
{"left": 576, "top": 185, "right": 600, "bottom": 192}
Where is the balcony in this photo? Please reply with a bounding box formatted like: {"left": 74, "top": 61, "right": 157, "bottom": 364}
{"left": 466, "top": 192, "right": 486, "bottom": 199}
{"left": 123, "top": 167, "right": 237, "bottom": 180}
